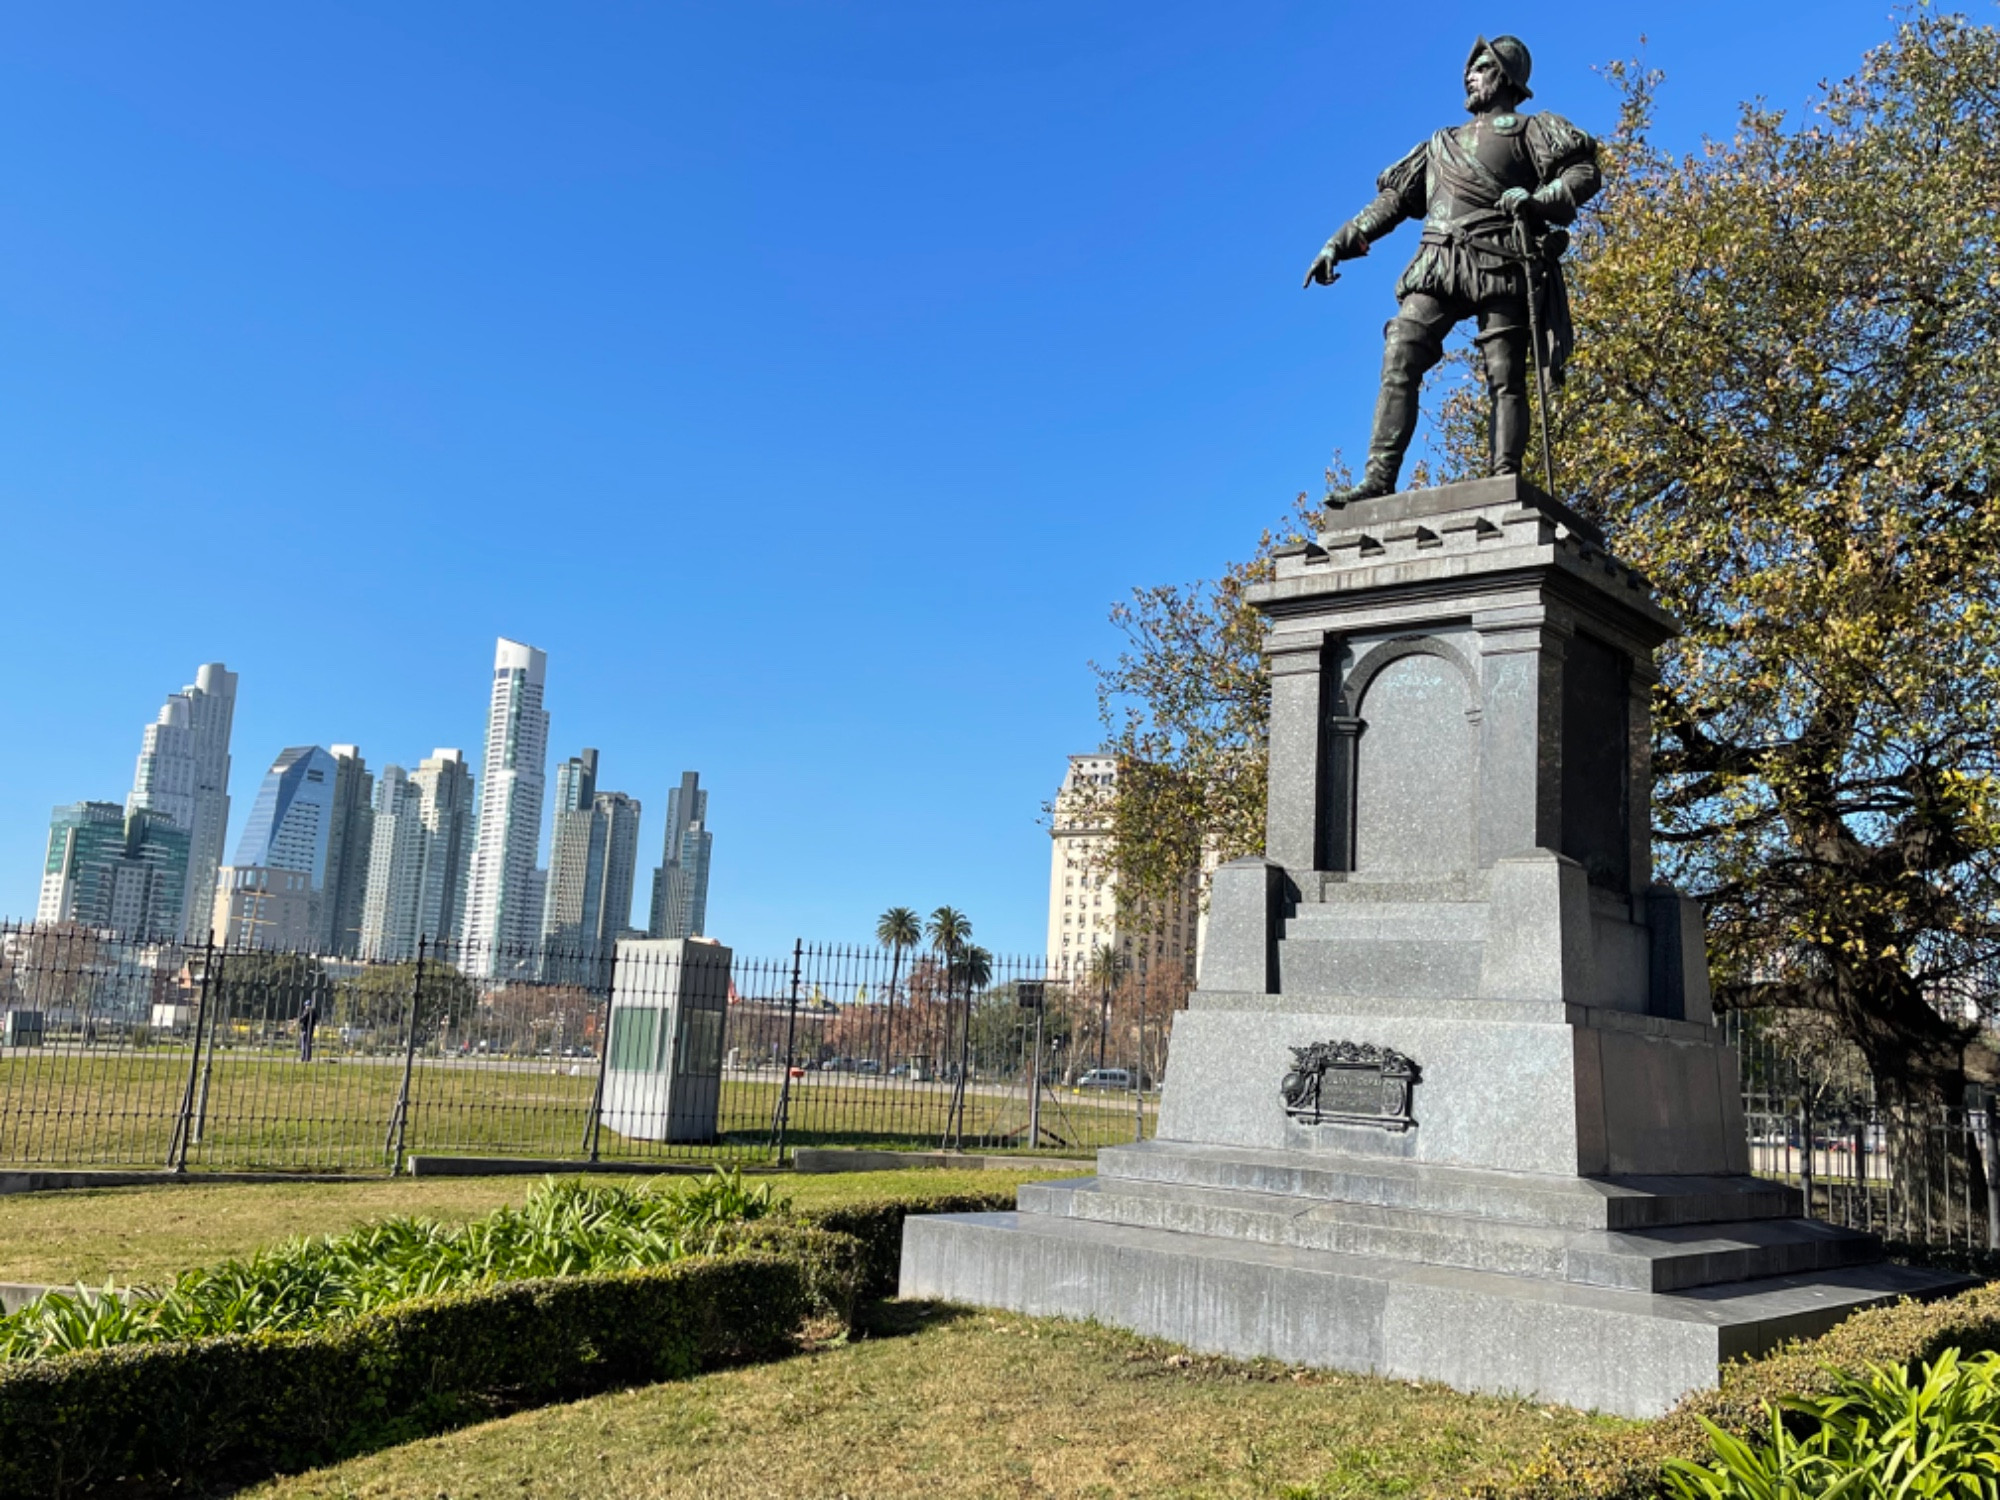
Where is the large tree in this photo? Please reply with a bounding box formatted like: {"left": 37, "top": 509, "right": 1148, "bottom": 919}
{"left": 1097, "top": 13, "right": 2000, "bottom": 1121}
{"left": 1515, "top": 13, "right": 2000, "bottom": 1113}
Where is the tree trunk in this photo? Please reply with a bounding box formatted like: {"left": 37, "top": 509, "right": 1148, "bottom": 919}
{"left": 1843, "top": 968, "right": 1989, "bottom": 1247}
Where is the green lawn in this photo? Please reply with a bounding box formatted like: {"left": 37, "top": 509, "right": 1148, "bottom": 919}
{"left": 0, "top": 1167, "right": 1085, "bottom": 1288}
{"left": 0, "top": 1049, "right": 1148, "bottom": 1172}
{"left": 239, "top": 1301, "right": 1622, "bottom": 1499}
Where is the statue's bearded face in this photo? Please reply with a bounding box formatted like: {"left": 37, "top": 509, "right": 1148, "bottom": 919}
{"left": 1464, "top": 50, "right": 1510, "bottom": 112}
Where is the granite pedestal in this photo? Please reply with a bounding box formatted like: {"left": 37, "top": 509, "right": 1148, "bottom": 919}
{"left": 901, "top": 478, "right": 1969, "bottom": 1416}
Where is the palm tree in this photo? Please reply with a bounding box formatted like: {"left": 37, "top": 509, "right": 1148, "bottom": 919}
{"left": 875, "top": 907, "right": 921, "bottom": 1011}
{"left": 924, "top": 908, "right": 975, "bottom": 1148}
{"left": 951, "top": 944, "right": 996, "bottom": 1134}
{"left": 955, "top": 944, "right": 993, "bottom": 995}
{"left": 926, "top": 906, "right": 971, "bottom": 961}
{"left": 1082, "top": 941, "right": 1127, "bottom": 1082}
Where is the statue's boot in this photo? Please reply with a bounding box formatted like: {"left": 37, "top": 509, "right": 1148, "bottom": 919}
{"left": 1327, "top": 315, "right": 1443, "bottom": 508}
{"left": 1479, "top": 326, "right": 1531, "bottom": 478}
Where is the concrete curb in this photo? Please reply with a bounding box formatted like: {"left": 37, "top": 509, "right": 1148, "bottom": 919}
{"left": 791, "top": 1148, "right": 1095, "bottom": 1174}
{"left": 0, "top": 1169, "right": 359, "bottom": 1197}
{"left": 402, "top": 1156, "right": 726, "bottom": 1178}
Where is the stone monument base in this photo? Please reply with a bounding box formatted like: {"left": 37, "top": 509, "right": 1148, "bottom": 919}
{"left": 901, "top": 1139, "right": 1971, "bottom": 1417}
{"left": 908, "top": 476, "right": 1975, "bottom": 1415}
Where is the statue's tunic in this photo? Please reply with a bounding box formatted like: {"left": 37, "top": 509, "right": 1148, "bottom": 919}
{"left": 1344, "top": 112, "right": 1599, "bottom": 377}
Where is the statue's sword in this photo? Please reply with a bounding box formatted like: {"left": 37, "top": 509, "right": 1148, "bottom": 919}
{"left": 1512, "top": 218, "right": 1559, "bottom": 501}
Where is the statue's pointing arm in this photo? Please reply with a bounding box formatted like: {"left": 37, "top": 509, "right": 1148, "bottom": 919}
{"left": 1304, "top": 142, "right": 1428, "bottom": 287}
{"left": 1521, "top": 114, "right": 1602, "bottom": 225}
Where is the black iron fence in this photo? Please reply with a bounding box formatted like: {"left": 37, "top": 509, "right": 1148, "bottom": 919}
{"left": 0, "top": 922, "right": 1183, "bottom": 1174}
{"left": 1725, "top": 1009, "right": 2000, "bottom": 1258}
{"left": 8, "top": 917, "right": 1999, "bottom": 1261}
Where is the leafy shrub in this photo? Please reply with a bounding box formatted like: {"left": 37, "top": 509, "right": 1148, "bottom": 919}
{"left": 1661, "top": 1349, "right": 2000, "bottom": 1498}
{"left": 0, "top": 1168, "right": 787, "bottom": 1359}
{"left": 0, "top": 1168, "right": 1021, "bottom": 1496}
{"left": 1477, "top": 1285, "right": 2000, "bottom": 1499}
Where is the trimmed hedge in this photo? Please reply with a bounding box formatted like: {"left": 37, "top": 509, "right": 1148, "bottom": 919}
{"left": 1471, "top": 1281, "right": 2000, "bottom": 1499}
{"left": 793, "top": 1189, "right": 1019, "bottom": 1298}
{"left": 0, "top": 1177, "right": 1020, "bottom": 1497}
{"left": 0, "top": 1244, "right": 851, "bottom": 1499}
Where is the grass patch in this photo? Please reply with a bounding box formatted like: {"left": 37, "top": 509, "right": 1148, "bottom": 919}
{"left": 0, "top": 1167, "right": 1081, "bottom": 1288}
{"left": 0, "top": 1050, "right": 1148, "bottom": 1170}
{"left": 238, "top": 1302, "right": 1622, "bottom": 1499}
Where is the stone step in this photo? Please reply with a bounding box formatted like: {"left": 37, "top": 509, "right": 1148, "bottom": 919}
{"left": 1280, "top": 901, "right": 1488, "bottom": 941}
{"left": 899, "top": 1207, "right": 1973, "bottom": 1418}
{"left": 1274, "top": 901, "right": 1486, "bottom": 999}
{"left": 1016, "top": 1176, "right": 1880, "bottom": 1294}
{"left": 1274, "top": 942, "right": 1485, "bottom": 1002}
{"left": 1095, "top": 1139, "right": 1801, "bottom": 1231}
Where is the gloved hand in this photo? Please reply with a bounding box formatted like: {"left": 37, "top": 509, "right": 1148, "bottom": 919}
{"left": 1303, "top": 243, "right": 1341, "bottom": 287}
{"left": 1303, "top": 222, "right": 1368, "bottom": 288}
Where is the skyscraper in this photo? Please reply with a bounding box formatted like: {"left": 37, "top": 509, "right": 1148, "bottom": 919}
{"left": 126, "top": 662, "right": 237, "bottom": 941}
{"left": 358, "top": 749, "right": 476, "bottom": 961}
{"left": 553, "top": 749, "right": 598, "bottom": 823}
{"left": 412, "top": 749, "right": 477, "bottom": 951}
{"left": 360, "top": 765, "right": 423, "bottom": 960}
{"left": 232, "top": 747, "right": 340, "bottom": 885}
{"left": 647, "top": 771, "right": 712, "bottom": 941}
{"left": 320, "top": 745, "right": 375, "bottom": 956}
{"left": 460, "top": 639, "right": 550, "bottom": 971}
{"left": 214, "top": 746, "right": 339, "bottom": 948}
{"left": 543, "top": 748, "right": 642, "bottom": 965}
{"left": 38, "top": 802, "right": 191, "bottom": 937}
{"left": 544, "top": 749, "right": 599, "bottom": 949}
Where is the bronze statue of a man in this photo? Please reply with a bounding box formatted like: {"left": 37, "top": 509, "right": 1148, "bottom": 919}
{"left": 1305, "top": 36, "right": 1600, "bottom": 505}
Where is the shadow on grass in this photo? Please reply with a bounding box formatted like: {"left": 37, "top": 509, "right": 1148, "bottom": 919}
{"left": 855, "top": 1297, "right": 977, "bottom": 1342}
{"left": 196, "top": 1300, "right": 975, "bottom": 1499}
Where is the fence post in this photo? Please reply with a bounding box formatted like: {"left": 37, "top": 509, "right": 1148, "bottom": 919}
{"left": 384, "top": 936, "right": 426, "bottom": 1174}
{"left": 950, "top": 967, "right": 974, "bottom": 1152}
{"left": 1029, "top": 1000, "right": 1044, "bottom": 1149}
{"left": 581, "top": 942, "right": 618, "bottom": 1162}
{"left": 1800, "top": 1094, "right": 1814, "bottom": 1219}
{"left": 191, "top": 948, "right": 226, "bottom": 1148}
{"left": 1983, "top": 1100, "right": 2000, "bottom": 1251}
{"left": 166, "top": 938, "right": 216, "bottom": 1172}
{"left": 770, "top": 940, "right": 803, "bottom": 1161}
{"left": 1133, "top": 982, "right": 1146, "bottom": 1143}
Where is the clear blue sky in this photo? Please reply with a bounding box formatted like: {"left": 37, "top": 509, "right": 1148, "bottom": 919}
{"left": 0, "top": 1, "right": 1923, "bottom": 958}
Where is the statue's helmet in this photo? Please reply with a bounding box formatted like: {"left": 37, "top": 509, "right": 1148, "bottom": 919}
{"left": 1466, "top": 34, "right": 1534, "bottom": 102}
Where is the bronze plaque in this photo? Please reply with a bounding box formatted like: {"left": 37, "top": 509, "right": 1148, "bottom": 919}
{"left": 1280, "top": 1040, "right": 1420, "bottom": 1132}
{"left": 1319, "top": 1066, "right": 1387, "bottom": 1115}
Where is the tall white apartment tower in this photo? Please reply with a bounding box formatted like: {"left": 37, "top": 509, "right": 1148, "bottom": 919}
{"left": 126, "top": 662, "right": 238, "bottom": 941}
{"left": 1045, "top": 753, "right": 1201, "bottom": 986}
{"left": 460, "top": 639, "right": 550, "bottom": 971}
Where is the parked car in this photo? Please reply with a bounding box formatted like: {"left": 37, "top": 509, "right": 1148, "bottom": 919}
{"left": 1077, "top": 1068, "right": 1134, "bottom": 1091}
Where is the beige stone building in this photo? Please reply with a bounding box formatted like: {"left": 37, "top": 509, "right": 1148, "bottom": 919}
{"left": 212, "top": 863, "right": 317, "bottom": 950}
{"left": 1045, "top": 753, "right": 1201, "bottom": 986}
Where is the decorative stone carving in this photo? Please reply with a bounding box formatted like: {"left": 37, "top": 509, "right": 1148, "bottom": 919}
{"left": 1281, "top": 1040, "right": 1420, "bottom": 1131}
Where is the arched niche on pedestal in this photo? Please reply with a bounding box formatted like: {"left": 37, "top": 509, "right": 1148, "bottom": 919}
{"left": 1332, "top": 637, "right": 1483, "bottom": 880}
